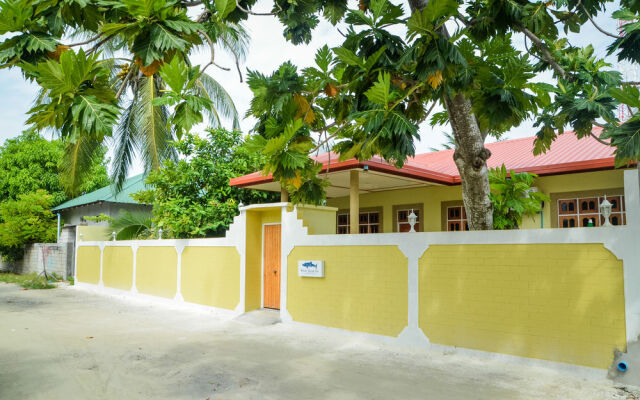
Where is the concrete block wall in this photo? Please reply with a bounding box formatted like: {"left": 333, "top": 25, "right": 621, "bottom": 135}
{"left": 14, "top": 243, "right": 72, "bottom": 279}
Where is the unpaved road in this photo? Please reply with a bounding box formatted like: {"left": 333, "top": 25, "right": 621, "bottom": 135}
{"left": 0, "top": 283, "right": 638, "bottom": 400}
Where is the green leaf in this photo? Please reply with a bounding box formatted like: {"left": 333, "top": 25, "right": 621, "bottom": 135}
{"left": 158, "top": 56, "right": 188, "bottom": 93}
{"left": 332, "top": 47, "right": 364, "bottom": 68}
{"left": 215, "top": 0, "right": 236, "bottom": 19}
{"left": 322, "top": 0, "right": 348, "bottom": 25}
{"left": 363, "top": 45, "right": 386, "bottom": 72}
{"left": 314, "top": 45, "right": 332, "bottom": 72}
{"left": 24, "top": 33, "right": 57, "bottom": 53}
{"left": 364, "top": 72, "right": 390, "bottom": 107}
{"left": 72, "top": 94, "right": 120, "bottom": 138}
{"left": 609, "top": 85, "right": 640, "bottom": 108}
{"left": 151, "top": 23, "right": 189, "bottom": 52}
{"left": 0, "top": 0, "right": 33, "bottom": 34}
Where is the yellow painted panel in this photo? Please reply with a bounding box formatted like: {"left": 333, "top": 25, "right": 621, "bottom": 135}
{"left": 288, "top": 246, "right": 408, "bottom": 337}
{"left": 77, "top": 225, "right": 111, "bottom": 241}
{"left": 245, "top": 211, "right": 262, "bottom": 311}
{"left": 136, "top": 246, "right": 177, "bottom": 299}
{"left": 419, "top": 243, "right": 626, "bottom": 368}
{"left": 76, "top": 246, "right": 101, "bottom": 284}
{"left": 296, "top": 206, "right": 337, "bottom": 235}
{"left": 102, "top": 246, "right": 133, "bottom": 291}
{"left": 181, "top": 247, "right": 240, "bottom": 310}
{"left": 326, "top": 169, "right": 627, "bottom": 231}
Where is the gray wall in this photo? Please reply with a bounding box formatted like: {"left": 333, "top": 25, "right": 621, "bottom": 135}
{"left": 59, "top": 202, "right": 152, "bottom": 226}
{"left": 1, "top": 226, "right": 76, "bottom": 278}
{"left": 14, "top": 243, "right": 73, "bottom": 279}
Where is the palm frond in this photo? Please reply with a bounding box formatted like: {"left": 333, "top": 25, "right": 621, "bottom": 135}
{"left": 204, "top": 20, "right": 249, "bottom": 62}
{"left": 196, "top": 73, "right": 240, "bottom": 129}
{"left": 59, "top": 135, "right": 102, "bottom": 197}
{"left": 133, "top": 75, "right": 176, "bottom": 172}
{"left": 111, "top": 210, "right": 153, "bottom": 240}
{"left": 110, "top": 93, "right": 140, "bottom": 190}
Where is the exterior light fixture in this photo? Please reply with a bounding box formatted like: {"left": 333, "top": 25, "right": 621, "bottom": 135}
{"left": 158, "top": 228, "right": 163, "bottom": 239}
{"left": 112, "top": 231, "right": 117, "bottom": 241}
{"left": 238, "top": 202, "right": 244, "bottom": 208}
{"left": 408, "top": 209, "right": 418, "bottom": 233}
{"left": 600, "top": 195, "right": 613, "bottom": 227}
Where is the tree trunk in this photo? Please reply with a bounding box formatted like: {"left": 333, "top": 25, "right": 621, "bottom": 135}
{"left": 444, "top": 94, "right": 493, "bottom": 230}
{"left": 408, "top": 0, "right": 493, "bottom": 230}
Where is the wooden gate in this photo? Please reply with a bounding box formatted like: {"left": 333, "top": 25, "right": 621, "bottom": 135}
{"left": 263, "top": 224, "right": 281, "bottom": 309}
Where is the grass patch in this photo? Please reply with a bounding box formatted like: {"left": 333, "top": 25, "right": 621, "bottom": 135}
{"left": 0, "top": 272, "right": 57, "bottom": 289}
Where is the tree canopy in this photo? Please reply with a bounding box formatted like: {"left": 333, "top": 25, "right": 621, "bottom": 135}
{"left": 0, "top": 131, "right": 110, "bottom": 206}
{"left": 0, "top": 190, "right": 57, "bottom": 261}
{"left": 132, "top": 128, "right": 278, "bottom": 238}
{"left": 1, "top": 0, "right": 639, "bottom": 229}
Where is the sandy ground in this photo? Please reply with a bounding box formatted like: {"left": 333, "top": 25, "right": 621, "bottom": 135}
{"left": 0, "top": 283, "right": 638, "bottom": 400}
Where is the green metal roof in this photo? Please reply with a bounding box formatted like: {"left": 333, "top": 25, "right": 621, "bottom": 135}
{"left": 52, "top": 174, "right": 148, "bottom": 211}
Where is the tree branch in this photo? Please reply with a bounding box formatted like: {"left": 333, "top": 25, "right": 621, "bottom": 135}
{"left": 590, "top": 131, "right": 611, "bottom": 146}
{"left": 199, "top": 30, "right": 231, "bottom": 73}
{"left": 312, "top": 124, "right": 348, "bottom": 152}
{"left": 115, "top": 64, "right": 135, "bottom": 100}
{"left": 235, "top": 0, "right": 281, "bottom": 16}
{"left": 516, "top": 25, "right": 567, "bottom": 79}
{"left": 87, "top": 33, "right": 118, "bottom": 54}
{"left": 219, "top": 35, "right": 243, "bottom": 82}
{"left": 68, "top": 34, "right": 103, "bottom": 47}
{"left": 418, "top": 101, "right": 438, "bottom": 124}
{"left": 581, "top": 4, "right": 619, "bottom": 39}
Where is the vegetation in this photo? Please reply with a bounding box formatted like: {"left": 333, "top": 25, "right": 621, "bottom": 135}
{"left": 0, "top": 190, "right": 57, "bottom": 261}
{"left": 1, "top": 0, "right": 638, "bottom": 228}
{"left": 111, "top": 210, "right": 154, "bottom": 240}
{"left": 82, "top": 213, "right": 114, "bottom": 224}
{"left": 0, "top": 272, "right": 57, "bottom": 289}
{"left": 489, "top": 166, "right": 550, "bottom": 230}
{"left": 243, "top": 0, "right": 637, "bottom": 229}
{"left": 429, "top": 132, "right": 457, "bottom": 152}
{"left": 0, "top": 132, "right": 109, "bottom": 261}
{"left": 133, "top": 128, "right": 278, "bottom": 238}
{"left": 0, "top": 0, "right": 248, "bottom": 194}
{"left": 0, "top": 131, "right": 109, "bottom": 206}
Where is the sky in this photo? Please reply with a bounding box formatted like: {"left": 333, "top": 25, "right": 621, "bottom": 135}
{"left": 0, "top": 0, "right": 626, "bottom": 176}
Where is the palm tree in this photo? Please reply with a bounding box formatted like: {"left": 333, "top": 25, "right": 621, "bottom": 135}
{"left": 429, "top": 132, "right": 457, "bottom": 152}
{"left": 54, "top": 19, "right": 249, "bottom": 193}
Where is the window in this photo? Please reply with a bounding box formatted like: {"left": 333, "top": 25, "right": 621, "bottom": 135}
{"left": 337, "top": 211, "right": 381, "bottom": 234}
{"left": 393, "top": 203, "right": 424, "bottom": 232}
{"left": 557, "top": 195, "right": 626, "bottom": 228}
{"left": 446, "top": 206, "right": 468, "bottom": 231}
{"left": 397, "top": 209, "right": 420, "bottom": 232}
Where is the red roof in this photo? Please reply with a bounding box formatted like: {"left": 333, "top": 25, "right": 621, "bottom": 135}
{"left": 230, "top": 129, "right": 621, "bottom": 188}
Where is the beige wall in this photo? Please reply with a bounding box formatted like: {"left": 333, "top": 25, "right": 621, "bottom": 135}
{"left": 326, "top": 169, "right": 627, "bottom": 232}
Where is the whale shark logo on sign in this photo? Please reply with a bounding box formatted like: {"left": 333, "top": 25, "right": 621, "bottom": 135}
{"left": 298, "top": 260, "right": 324, "bottom": 277}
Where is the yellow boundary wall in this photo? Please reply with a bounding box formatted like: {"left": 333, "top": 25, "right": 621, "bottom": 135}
{"left": 75, "top": 171, "right": 640, "bottom": 371}
{"left": 74, "top": 241, "right": 242, "bottom": 312}
{"left": 287, "top": 245, "right": 407, "bottom": 336}
{"left": 418, "top": 244, "right": 626, "bottom": 368}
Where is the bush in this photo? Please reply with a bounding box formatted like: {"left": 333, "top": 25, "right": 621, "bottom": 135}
{"left": 0, "top": 190, "right": 57, "bottom": 261}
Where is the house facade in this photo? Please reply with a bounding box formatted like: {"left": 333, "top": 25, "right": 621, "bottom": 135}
{"left": 230, "top": 130, "right": 632, "bottom": 232}
{"left": 53, "top": 174, "right": 152, "bottom": 242}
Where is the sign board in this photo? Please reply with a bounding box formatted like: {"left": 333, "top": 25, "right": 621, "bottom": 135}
{"left": 298, "top": 260, "right": 324, "bottom": 278}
